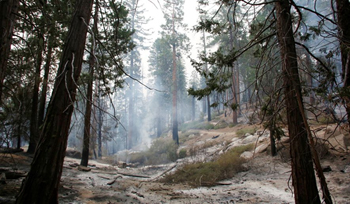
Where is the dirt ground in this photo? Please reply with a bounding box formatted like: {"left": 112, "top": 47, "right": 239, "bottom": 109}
{"left": 1, "top": 121, "right": 350, "bottom": 204}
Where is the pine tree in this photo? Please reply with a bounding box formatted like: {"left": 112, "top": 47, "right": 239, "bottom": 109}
{"left": 16, "top": 1, "right": 94, "bottom": 202}
{"left": 160, "top": 0, "right": 190, "bottom": 145}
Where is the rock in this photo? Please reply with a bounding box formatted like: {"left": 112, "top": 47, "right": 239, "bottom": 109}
{"left": 69, "top": 163, "right": 79, "bottom": 168}
{"left": 242, "top": 135, "right": 257, "bottom": 144}
{"left": 240, "top": 151, "right": 253, "bottom": 159}
{"left": 117, "top": 161, "right": 127, "bottom": 168}
{"left": 78, "top": 165, "right": 91, "bottom": 172}
{"left": 245, "top": 133, "right": 252, "bottom": 137}
{"left": 343, "top": 165, "right": 350, "bottom": 173}
{"left": 66, "top": 149, "right": 82, "bottom": 159}
{"left": 255, "top": 144, "right": 269, "bottom": 153}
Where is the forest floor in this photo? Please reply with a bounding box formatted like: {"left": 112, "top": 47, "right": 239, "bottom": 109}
{"left": 1, "top": 115, "right": 350, "bottom": 203}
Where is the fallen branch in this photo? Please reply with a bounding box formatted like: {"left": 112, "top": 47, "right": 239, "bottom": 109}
{"left": 151, "top": 164, "right": 177, "bottom": 181}
{"left": 117, "top": 172, "right": 151, "bottom": 178}
{"left": 107, "top": 175, "right": 122, "bottom": 185}
{"left": 98, "top": 175, "right": 111, "bottom": 180}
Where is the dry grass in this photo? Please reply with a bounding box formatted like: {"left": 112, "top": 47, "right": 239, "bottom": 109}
{"left": 162, "top": 144, "right": 253, "bottom": 187}
{"left": 236, "top": 127, "right": 257, "bottom": 137}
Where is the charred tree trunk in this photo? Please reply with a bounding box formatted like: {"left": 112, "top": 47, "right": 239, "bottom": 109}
{"left": 268, "top": 122, "right": 277, "bottom": 157}
{"left": 38, "top": 34, "right": 54, "bottom": 127}
{"left": 0, "top": 0, "right": 19, "bottom": 105}
{"left": 81, "top": 0, "right": 98, "bottom": 166}
{"left": 335, "top": 0, "right": 350, "bottom": 123}
{"left": 275, "top": 1, "right": 321, "bottom": 203}
{"left": 15, "top": 0, "right": 93, "bottom": 203}
{"left": 28, "top": 35, "right": 44, "bottom": 154}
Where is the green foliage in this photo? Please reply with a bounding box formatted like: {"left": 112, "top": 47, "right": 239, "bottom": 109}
{"left": 162, "top": 145, "right": 252, "bottom": 187}
{"left": 179, "top": 130, "right": 200, "bottom": 144}
{"left": 213, "top": 120, "right": 229, "bottom": 129}
{"left": 179, "top": 121, "right": 214, "bottom": 131}
{"left": 230, "top": 103, "right": 239, "bottom": 111}
{"left": 127, "top": 138, "right": 178, "bottom": 165}
{"left": 178, "top": 149, "right": 187, "bottom": 159}
{"left": 236, "top": 127, "right": 257, "bottom": 137}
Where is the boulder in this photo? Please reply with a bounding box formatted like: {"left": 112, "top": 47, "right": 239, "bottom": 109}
{"left": 240, "top": 151, "right": 253, "bottom": 159}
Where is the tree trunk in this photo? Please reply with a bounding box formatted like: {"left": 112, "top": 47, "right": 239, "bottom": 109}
{"left": 15, "top": 0, "right": 93, "bottom": 203}
{"left": 191, "top": 96, "right": 195, "bottom": 121}
{"left": 38, "top": 35, "right": 54, "bottom": 127}
{"left": 202, "top": 30, "right": 211, "bottom": 122}
{"left": 171, "top": 4, "right": 179, "bottom": 145}
{"left": 275, "top": 1, "right": 321, "bottom": 203}
{"left": 81, "top": 0, "right": 98, "bottom": 166}
{"left": 127, "top": 51, "right": 135, "bottom": 150}
{"left": 28, "top": 35, "right": 44, "bottom": 154}
{"left": 229, "top": 25, "right": 238, "bottom": 124}
{"left": 172, "top": 42, "right": 179, "bottom": 145}
{"left": 269, "top": 122, "right": 277, "bottom": 157}
{"left": 0, "top": 0, "right": 19, "bottom": 105}
{"left": 335, "top": 0, "right": 350, "bottom": 122}
{"left": 97, "top": 95, "right": 102, "bottom": 157}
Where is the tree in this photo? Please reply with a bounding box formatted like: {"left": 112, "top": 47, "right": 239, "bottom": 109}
{"left": 81, "top": 0, "right": 99, "bottom": 167}
{"left": 159, "top": 0, "right": 189, "bottom": 144}
{"left": 148, "top": 37, "right": 173, "bottom": 137}
{"left": 335, "top": 0, "right": 350, "bottom": 122}
{"left": 124, "top": 0, "right": 150, "bottom": 150}
{"left": 192, "top": 1, "right": 333, "bottom": 203}
{"left": 275, "top": 1, "right": 326, "bottom": 203}
{"left": 16, "top": 0, "right": 94, "bottom": 202}
{"left": 0, "top": 0, "right": 19, "bottom": 105}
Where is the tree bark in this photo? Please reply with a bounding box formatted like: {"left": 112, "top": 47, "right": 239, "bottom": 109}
{"left": 0, "top": 0, "right": 19, "bottom": 105}
{"left": 275, "top": 1, "right": 321, "bottom": 203}
{"left": 15, "top": 0, "right": 93, "bottom": 203}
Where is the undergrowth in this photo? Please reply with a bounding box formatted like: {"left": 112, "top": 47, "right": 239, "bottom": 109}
{"left": 162, "top": 144, "right": 253, "bottom": 187}
{"left": 236, "top": 127, "right": 257, "bottom": 137}
{"left": 127, "top": 137, "right": 178, "bottom": 165}
{"left": 179, "top": 121, "right": 214, "bottom": 131}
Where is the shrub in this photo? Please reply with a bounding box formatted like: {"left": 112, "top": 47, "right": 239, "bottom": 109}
{"left": 236, "top": 126, "right": 257, "bottom": 137}
{"left": 179, "top": 130, "right": 200, "bottom": 144}
{"left": 162, "top": 145, "right": 251, "bottom": 187}
{"left": 179, "top": 121, "right": 214, "bottom": 132}
{"left": 127, "top": 138, "right": 179, "bottom": 165}
{"left": 178, "top": 148, "right": 187, "bottom": 159}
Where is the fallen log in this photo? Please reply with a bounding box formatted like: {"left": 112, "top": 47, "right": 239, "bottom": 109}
{"left": 0, "top": 148, "right": 23, "bottom": 153}
{"left": 0, "top": 168, "right": 27, "bottom": 179}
